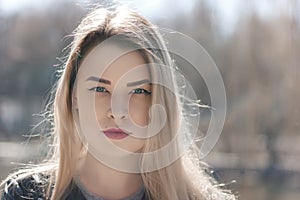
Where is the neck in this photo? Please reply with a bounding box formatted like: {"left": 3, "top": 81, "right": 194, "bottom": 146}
{"left": 77, "top": 153, "right": 143, "bottom": 200}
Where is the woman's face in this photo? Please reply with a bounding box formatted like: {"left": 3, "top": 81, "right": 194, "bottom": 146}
{"left": 75, "top": 44, "right": 152, "bottom": 155}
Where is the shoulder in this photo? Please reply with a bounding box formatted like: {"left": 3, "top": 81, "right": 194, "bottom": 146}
{"left": 1, "top": 172, "right": 51, "bottom": 200}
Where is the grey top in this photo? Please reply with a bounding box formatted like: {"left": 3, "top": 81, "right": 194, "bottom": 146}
{"left": 75, "top": 178, "right": 146, "bottom": 200}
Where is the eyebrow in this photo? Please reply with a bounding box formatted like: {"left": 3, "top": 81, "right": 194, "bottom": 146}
{"left": 86, "top": 76, "right": 111, "bottom": 85}
{"left": 127, "top": 79, "right": 151, "bottom": 87}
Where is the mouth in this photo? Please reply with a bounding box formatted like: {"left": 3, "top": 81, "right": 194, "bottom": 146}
{"left": 102, "top": 128, "right": 129, "bottom": 139}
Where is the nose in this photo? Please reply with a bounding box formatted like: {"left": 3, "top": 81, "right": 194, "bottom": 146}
{"left": 107, "top": 108, "right": 128, "bottom": 120}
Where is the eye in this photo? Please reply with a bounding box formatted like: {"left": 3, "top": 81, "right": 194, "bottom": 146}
{"left": 88, "top": 86, "right": 109, "bottom": 93}
{"left": 130, "top": 88, "right": 151, "bottom": 95}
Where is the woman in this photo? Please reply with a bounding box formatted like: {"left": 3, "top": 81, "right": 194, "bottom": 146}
{"left": 0, "top": 6, "right": 236, "bottom": 200}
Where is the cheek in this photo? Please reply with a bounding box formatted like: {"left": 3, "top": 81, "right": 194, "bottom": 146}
{"left": 129, "top": 97, "right": 151, "bottom": 126}
{"left": 94, "top": 97, "right": 110, "bottom": 121}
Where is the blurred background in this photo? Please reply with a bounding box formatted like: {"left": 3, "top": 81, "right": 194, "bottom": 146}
{"left": 0, "top": 0, "right": 299, "bottom": 199}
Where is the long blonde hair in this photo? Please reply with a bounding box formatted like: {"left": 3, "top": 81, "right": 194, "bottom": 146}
{"left": 1, "top": 6, "right": 236, "bottom": 200}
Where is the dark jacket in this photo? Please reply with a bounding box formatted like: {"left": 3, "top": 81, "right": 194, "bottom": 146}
{"left": 1, "top": 173, "right": 51, "bottom": 200}
{"left": 1, "top": 173, "right": 148, "bottom": 200}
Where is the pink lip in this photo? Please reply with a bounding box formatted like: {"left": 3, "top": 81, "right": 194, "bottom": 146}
{"left": 102, "top": 128, "right": 129, "bottom": 139}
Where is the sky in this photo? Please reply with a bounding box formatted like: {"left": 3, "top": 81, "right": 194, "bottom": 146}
{"left": 0, "top": 0, "right": 292, "bottom": 18}
{"left": 0, "top": 0, "right": 53, "bottom": 13}
{"left": 0, "top": 0, "right": 196, "bottom": 17}
{"left": 0, "top": 0, "right": 239, "bottom": 35}
{"left": 0, "top": 0, "right": 296, "bottom": 36}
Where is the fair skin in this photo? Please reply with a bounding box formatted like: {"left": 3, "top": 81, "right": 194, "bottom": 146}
{"left": 78, "top": 153, "right": 144, "bottom": 200}
{"left": 74, "top": 45, "right": 152, "bottom": 199}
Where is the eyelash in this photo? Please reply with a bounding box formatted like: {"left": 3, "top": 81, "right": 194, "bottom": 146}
{"left": 88, "top": 87, "right": 151, "bottom": 95}
{"left": 130, "top": 88, "right": 152, "bottom": 95}
{"left": 88, "top": 86, "right": 108, "bottom": 93}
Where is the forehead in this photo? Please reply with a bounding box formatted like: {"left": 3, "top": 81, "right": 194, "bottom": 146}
{"left": 79, "top": 44, "right": 150, "bottom": 82}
